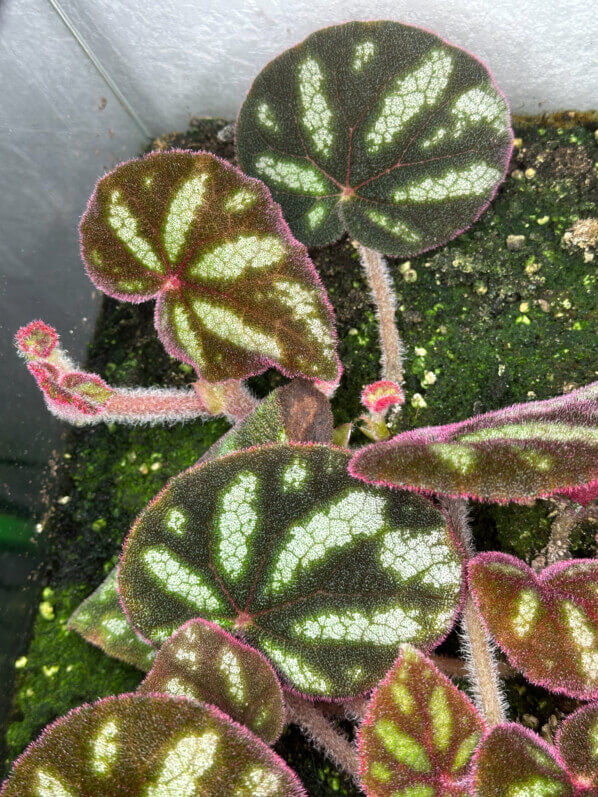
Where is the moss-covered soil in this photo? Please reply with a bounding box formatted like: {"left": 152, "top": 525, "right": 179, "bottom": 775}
{"left": 3, "top": 116, "right": 597, "bottom": 793}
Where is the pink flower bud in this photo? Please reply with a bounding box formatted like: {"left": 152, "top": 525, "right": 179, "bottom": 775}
{"left": 361, "top": 380, "right": 404, "bottom": 414}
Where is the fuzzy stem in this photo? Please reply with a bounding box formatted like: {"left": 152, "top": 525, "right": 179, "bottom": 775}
{"left": 532, "top": 499, "right": 598, "bottom": 571}
{"left": 284, "top": 692, "right": 360, "bottom": 780}
{"left": 442, "top": 497, "right": 506, "bottom": 727}
{"left": 358, "top": 244, "right": 404, "bottom": 385}
{"left": 103, "top": 388, "right": 210, "bottom": 424}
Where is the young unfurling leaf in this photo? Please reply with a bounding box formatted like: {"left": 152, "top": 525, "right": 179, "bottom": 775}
{"left": 67, "top": 568, "right": 156, "bottom": 672}
{"left": 236, "top": 21, "right": 512, "bottom": 256}
{"left": 80, "top": 151, "right": 340, "bottom": 383}
{"left": 349, "top": 382, "right": 598, "bottom": 503}
{"left": 472, "top": 724, "right": 573, "bottom": 796}
{"left": 0, "top": 693, "right": 306, "bottom": 796}
{"left": 469, "top": 553, "right": 598, "bottom": 699}
{"left": 138, "top": 618, "right": 285, "bottom": 744}
{"left": 119, "top": 443, "right": 463, "bottom": 698}
{"left": 358, "top": 645, "right": 485, "bottom": 796}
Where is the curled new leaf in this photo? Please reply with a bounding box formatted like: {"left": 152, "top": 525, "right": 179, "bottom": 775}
{"left": 361, "top": 380, "right": 405, "bottom": 415}
{"left": 16, "top": 320, "right": 58, "bottom": 359}
{"left": 0, "top": 693, "right": 305, "bottom": 796}
{"left": 80, "top": 150, "right": 340, "bottom": 383}
{"left": 236, "top": 20, "right": 512, "bottom": 255}
{"left": 138, "top": 618, "right": 285, "bottom": 744}
{"left": 358, "top": 645, "right": 485, "bottom": 796}
{"left": 556, "top": 703, "right": 598, "bottom": 791}
{"left": 472, "top": 724, "right": 573, "bottom": 796}
{"left": 350, "top": 382, "right": 598, "bottom": 503}
{"left": 119, "top": 443, "right": 463, "bottom": 698}
{"left": 68, "top": 568, "right": 156, "bottom": 672}
{"left": 469, "top": 553, "right": 598, "bottom": 699}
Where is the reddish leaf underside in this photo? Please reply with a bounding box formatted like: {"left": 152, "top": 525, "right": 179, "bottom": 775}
{"left": 0, "top": 693, "right": 305, "bottom": 796}
{"left": 358, "top": 645, "right": 485, "bottom": 796}
{"left": 138, "top": 618, "right": 285, "bottom": 744}
{"left": 236, "top": 20, "right": 512, "bottom": 256}
{"left": 80, "top": 150, "right": 340, "bottom": 383}
{"left": 469, "top": 552, "right": 598, "bottom": 699}
{"left": 349, "top": 382, "right": 598, "bottom": 503}
{"left": 118, "top": 443, "right": 463, "bottom": 698}
{"left": 556, "top": 703, "right": 598, "bottom": 791}
{"left": 472, "top": 724, "right": 573, "bottom": 796}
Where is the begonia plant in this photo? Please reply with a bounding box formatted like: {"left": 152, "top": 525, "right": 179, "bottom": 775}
{"left": 6, "top": 17, "right": 598, "bottom": 797}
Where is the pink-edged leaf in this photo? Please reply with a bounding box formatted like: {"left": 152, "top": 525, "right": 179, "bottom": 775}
{"left": 118, "top": 443, "right": 463, "bottom": 699}
{"left": 236, "top": 21, "right": 512, "bottom": 256}
{"left": 472, "top": 724, "right": 573, "bottom": 796}
{"left": 358, "top": 644, "right": 485, "bottom": 796}
{"left": 67, "top": 568, "right": 156, "bottom": 672}
{"left": 80, "top": 150, "right": 340, "bottom": 384}
{"left": 0, "top": 693, "right": 306, "bottom": 796}
{"left": 556, "top": 703, "right": 598, "bottom": 791}
{"left": 138, "top": 618, "right": 285, "bottom": 744}
{"left": 557, "top": 481, "right": 598, "bottom": 507}
{"left": 469, "top": 552, "right": 598, "bottom": 699}
{"left": 16, "top": 320, "right": 58, "bottom": 359}
{"left": 349, "top": 382, "right": 598, "bottom": 503}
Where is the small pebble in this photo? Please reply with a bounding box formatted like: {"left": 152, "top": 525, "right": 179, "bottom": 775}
{"left": 506, "top": 234, "right": 526, "bottom": 251}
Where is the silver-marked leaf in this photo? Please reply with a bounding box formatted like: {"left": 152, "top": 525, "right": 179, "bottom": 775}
{"left": 350, "top": 381, "right": 598, "bottom": 503}
{"left": 119, "top": 443, "right": 463, "bottom": 698}
{"left": 0, "top": 693, "right": 305, "bottom": 796}
{"left": 236, "top": 21, "right": 512, "bottom": 255}
{"left": 472, "top": 724, "right": 573, "bottom": 797}
{"left": 80, "top": 151, "right": 340, "bottom": 383}
{"left": 556, "top": 703, "right": 598, "bottom": 791}
{"left": 138, "top": 618, "right": 285, "bottom": 744}
{"left": 67, "top": 568, "right": 156, "bottom": 672}
{"left": 469, "top": 553, "right": 598, "bottom": 700}
{"left": 358, "top": 645, "right": 485, "bottom": 796}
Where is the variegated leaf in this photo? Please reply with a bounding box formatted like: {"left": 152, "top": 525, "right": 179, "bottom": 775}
{"left": 472, "top": 724, "right": 573, "bottom": 797}
{"left": 67, "top": 568, "right": 156, "bottom": 672}
{"left": 138, "top": 618, "right": 285, "bottom": 744}
{"left": 358, "top": 645, "right": 485, "bottom": 796}
{"left": 556, "top": 703, "right": 598, "bottom": 791}
{"left": 236, "top": 21, "right": 512, "bottom": 256}
{"left": 118, "top": 443, "right": 463, "bottom": 698}
{"left": 349, "top": 382, "right": 598, "bottom": 503}
{"left": 0, "top": 693, "right": 305, "bottom": 796}
{"left": 68, "top": 380, "right": 333, "bottom": 669}
{"left": 80, "top": 151, "right": 340, "bottom": 383}
{"left": 469, "top": 553, "right": 598, "bottom": 699}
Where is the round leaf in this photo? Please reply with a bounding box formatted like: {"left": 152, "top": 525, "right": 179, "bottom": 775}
{"left": 138, "top": 618, "right": 285, "bottom": 744}
{"left": 350, "top": 382, "right": 598, "bottom": 503}
{"left": 472, "top": 724, "right": 573, "bottom": 797}
{"left": 469, "top": 553, "right": 598, "bottom": 699}
{"left": 236, "top": 20, "right": 512, "bottom": 255}
{"left": 119, "top": 443, "right": 463, "bottom": 698}
{"left": 358, "top": 645, "right": 485, "bottom": 796}
{"left": 80, "top": 151, "right": 340, "bottom": 383}
{"left": 0, "top": 693, "right": 305, "bottom": 796}
{"left": 556, "top": 703, "right": 598, "bottom": 791}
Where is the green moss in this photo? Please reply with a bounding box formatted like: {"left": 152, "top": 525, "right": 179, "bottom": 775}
{"left": 4, "top": 117, "right": 597, "bottom": 792}
{"left": 5, "top": 586, "right": 142, "bottom": 768}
